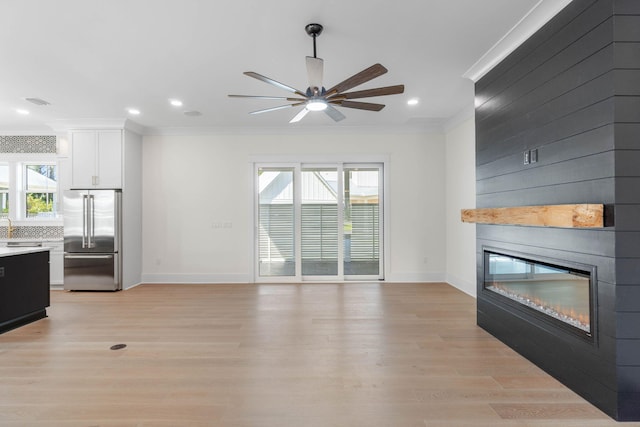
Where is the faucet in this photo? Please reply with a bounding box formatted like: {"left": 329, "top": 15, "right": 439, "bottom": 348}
{"left": 4, "top": 217, "right": 15, "bottom": 239}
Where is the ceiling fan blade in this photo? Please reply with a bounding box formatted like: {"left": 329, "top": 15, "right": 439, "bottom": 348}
{"left": 325, "top": 63, "right": 388, "bottom": 96}
{"left": 329, "top": 84, "right": 404, "bottom": 100}
{"left": 331, "top": 100, "right": 385, "bottom": 111}
{"left": 306, "top": 56, "right": 324, "bottom": 93}
{"left": 249, "top": 102, "right": 305, "bottom": 115}
{"left": 324, "top": 105, "right": 346, "bottom": 122}
{"left": 244, "top": 71, "right": 307, "bottom": 97}
{"left": 229, "top": 94, "right": 306, "bottom": 101}
{"left": 289, "top": 108, "right": 310, "bottom": 123}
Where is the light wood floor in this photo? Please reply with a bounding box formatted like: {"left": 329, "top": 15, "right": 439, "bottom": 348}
{"left": 0, "top": 282, "right": 633, "bottom": 426}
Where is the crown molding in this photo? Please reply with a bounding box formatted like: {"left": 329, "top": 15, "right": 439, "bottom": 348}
{"left": 463, "top": 0, "right": 572, "bottom": 82}
{"left": 443, "top": 104, "right": 475, "bottom": 133}
{"left": 45, "top": 118, "right": 145, "bottom": 134}
{"left": 0, "top": 129, "right": 57, "bottom": 136}
{"left": 142, "top": 121, "right": 446, "bottom": 137}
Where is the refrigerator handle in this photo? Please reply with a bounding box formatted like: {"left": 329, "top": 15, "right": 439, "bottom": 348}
{"left": 82, "top": 194, "right": 88, "bottom": 248}
{"left": 88, "top": 195, "right": 95, "bottom": 248}
{"left": 64, "top": 254, "right": 114, "bottom": 260}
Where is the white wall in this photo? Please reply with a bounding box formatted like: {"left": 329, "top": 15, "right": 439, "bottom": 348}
{"left": 141, "top": 131, "right": 446, "bottom": 284}
{"left": 444, "top": 117, "right": 477, "bottom": 296}
{"left": 122, "top": 129, "right": 143, "bottom": 289}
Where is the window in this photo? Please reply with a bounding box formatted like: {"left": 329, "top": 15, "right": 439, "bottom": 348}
{"left": 1, "top": 158, "right": 59, "bottom": 221}
{"left": 25, "top": 164, "right": 57, "bottom": 218}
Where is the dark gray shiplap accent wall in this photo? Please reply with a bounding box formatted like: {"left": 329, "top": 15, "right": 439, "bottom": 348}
{"left": 612, "top": 0, "right": 640, "bottom": 418}
{"left": 474, "top": 0, "right": 640, "bottom": 421}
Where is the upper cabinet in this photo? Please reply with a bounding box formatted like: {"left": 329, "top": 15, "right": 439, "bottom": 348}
{"left": 70, "top": 130, "right": 122, "bottom": 188}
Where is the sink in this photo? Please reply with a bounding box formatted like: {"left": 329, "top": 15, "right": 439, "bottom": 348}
{"left": 5, "top": 241, "right": 42, "bottom": 247}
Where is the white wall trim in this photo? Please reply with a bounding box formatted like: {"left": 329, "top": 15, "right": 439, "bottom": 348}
{"left": 45, "top": 118, "right": 144, "bottom": 134}
{"left": 46, "top": 118, "right": 126, "bottom": 131}
{"left": 248, "top": 154, "right": 391, "bottom": 165}
{"left": 443, "top": 105, "right": 475, "bottom": 133}
{"left": 142, "top": 123, "right": 445, "bottom": 137}
{"left": 0, "top": 130, "right": 58, "bottom": 136}
{"left": 123, "top": 281, "right": 144, "bottom": 290}
{"left": 141, "top": 273, "right": 252, "bottom": 284}
{"left": 385, "top": 272, "right": 446, "bottom": 283}
{"left": 446, "top": 273, "right": 477, "bottom": 298}
{"left": 463, "top": 0, "right": 572, "bottom": 82}
{"left": 248, "top": 161, "right": 257, "bottom": 285}
{"left": 382, "top": 158, "right": 391, "bottom": 287}
{"left": 250, "top": 157, "right": 390, "bottom": 283}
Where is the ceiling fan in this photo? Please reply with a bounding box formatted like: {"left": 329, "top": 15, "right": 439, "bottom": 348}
{"left": 229, "top": 23, "right": 405, "bottom": 123}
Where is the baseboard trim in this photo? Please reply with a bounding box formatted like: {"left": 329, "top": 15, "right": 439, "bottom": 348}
{"left": 445, "top": 273, "right": 476, "bottom": 298}
{"left": 140, "top": 272, "right": 446, "bottom": 285}
{"left": 141, "top": 273, "right": 251, "bottom": 284}
{"left": 384, "top": 272, "right": 446, "bottom": 283}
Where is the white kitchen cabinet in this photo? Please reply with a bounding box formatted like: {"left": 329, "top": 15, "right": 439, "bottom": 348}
{"left": 48, "top": 241, "right": 64, "bottom": 286}
{"left": 70, "top": 130, "right": 122, "bottom": 188}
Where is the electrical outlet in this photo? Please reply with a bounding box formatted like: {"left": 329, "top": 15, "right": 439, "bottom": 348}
{"left": 530, "top": 148, "right": 538, "bottom": 163}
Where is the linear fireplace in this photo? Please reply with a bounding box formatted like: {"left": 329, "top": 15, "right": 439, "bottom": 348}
{"left": 482, "top": 248, "right": 596, "bottom": 342}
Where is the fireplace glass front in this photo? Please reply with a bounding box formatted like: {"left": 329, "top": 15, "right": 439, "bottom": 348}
{"left": 483, "top": 250, "right": 594, "bottom": 338}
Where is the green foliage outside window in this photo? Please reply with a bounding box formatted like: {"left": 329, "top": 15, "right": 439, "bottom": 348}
{"left": 26, "top": 193, "right": 54, "bottom": 216}
{"left": 1, "top": 193, "right": 8, "bottom": 215}
{"left": 25, "top": 164, "right": 56, "bottom": 217}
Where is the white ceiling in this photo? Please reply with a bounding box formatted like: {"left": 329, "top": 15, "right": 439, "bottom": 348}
{"left": 0, "top": 0, "right": 567, "bottom": 134}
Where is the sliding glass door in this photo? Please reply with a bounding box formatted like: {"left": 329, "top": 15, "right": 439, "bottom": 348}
{"left": 256, "top": 163, "right": 383, "bottom": 281}
{"left": 343, "top": 167, "right": 380, "bottom": 277}
{"left": 301, "top": 168, "right": 339, "bottom": 278}
{"left": 257, "top": 168, "right": 295, "bottom": 277}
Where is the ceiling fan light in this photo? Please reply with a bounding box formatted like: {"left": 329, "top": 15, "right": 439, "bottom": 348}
{"left": 306, "top": 99, "right": 327, "bottom": 111}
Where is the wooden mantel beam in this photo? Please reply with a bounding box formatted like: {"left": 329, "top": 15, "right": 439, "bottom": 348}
{"left": 460, "top": 204, "right": 604, "bottom": 228}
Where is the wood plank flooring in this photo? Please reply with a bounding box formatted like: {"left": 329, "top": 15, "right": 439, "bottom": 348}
{"left": 0, "top": 283, "right": 632, "bottom": 426}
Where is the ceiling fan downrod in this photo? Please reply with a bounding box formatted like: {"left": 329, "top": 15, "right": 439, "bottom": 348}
{"left": 305, "top": 23, "right": 323, "bottom": 58}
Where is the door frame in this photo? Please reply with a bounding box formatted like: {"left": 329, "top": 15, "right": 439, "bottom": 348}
{"left": 251, "top": 155, "right": 389, "bottom": 283}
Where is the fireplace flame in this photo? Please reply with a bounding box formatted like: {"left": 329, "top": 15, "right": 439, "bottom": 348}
{"left": 487, "top": 281, "right": 590, "bottom": 332}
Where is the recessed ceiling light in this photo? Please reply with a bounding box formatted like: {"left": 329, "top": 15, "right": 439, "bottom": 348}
{"left": 170, "top": 99, "right": 183, "bottom": 107}
{"left": 127, "top": 108, "right": 141, "bottom": 115}
{"left": 407, "top": 98, "right": 419, "bottom": 106}
{"left": 16, "top": 109, "right": 30, "bottom": 115}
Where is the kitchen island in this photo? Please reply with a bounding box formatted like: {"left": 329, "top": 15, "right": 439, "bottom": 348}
{"left": 0, "top": 247, "right": 50, "bottom": 334}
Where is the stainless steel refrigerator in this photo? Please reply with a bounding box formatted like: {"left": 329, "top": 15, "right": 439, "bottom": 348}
{"left": 63, "top": 189, "right": 122, "bottom": 291}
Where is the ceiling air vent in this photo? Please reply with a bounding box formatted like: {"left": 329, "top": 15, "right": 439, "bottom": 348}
{"left": 184, "top": 110, "right": 202, "bottom": 117}
{"left": 24, "top": 97, "right": 51, "bottom": 106}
